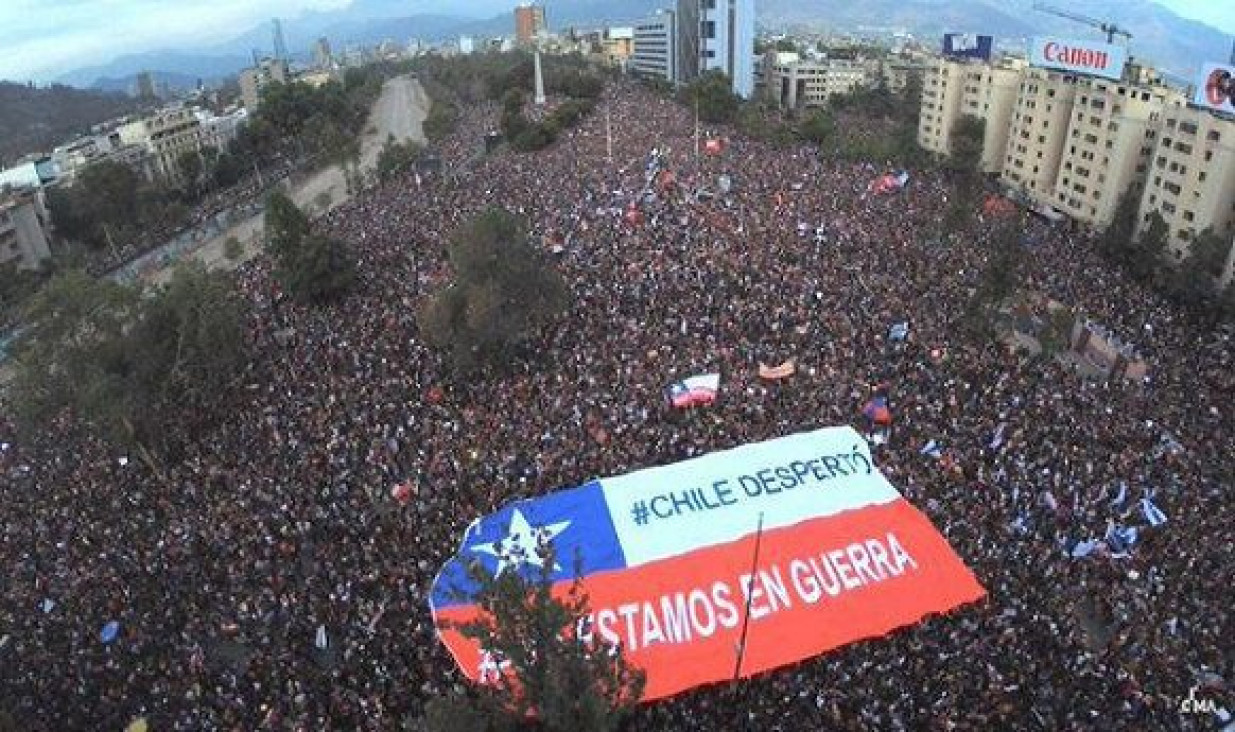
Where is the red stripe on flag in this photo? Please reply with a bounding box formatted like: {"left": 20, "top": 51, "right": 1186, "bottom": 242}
{"left": 434, "top": 499, "right": 985, "bottom": 701}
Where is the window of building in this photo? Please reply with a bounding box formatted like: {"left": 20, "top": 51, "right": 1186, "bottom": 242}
{"left": 1199, "top": 171, "right": 1207, "bottom": 182}
{"left": 1183, "top": 211, "right": 1194, "bottom": 222}
{"left": 1204, "top": 150, "right": 1213, "bottom": 162}
{"left": 1207, "top": 129, "right": 1221, "bottom": 142}
{"left": 1178, "top": 121, "right": 1198, "bottom": 135}
{"left": 1175, "top": 142, "right": 1192, "bottom": 154}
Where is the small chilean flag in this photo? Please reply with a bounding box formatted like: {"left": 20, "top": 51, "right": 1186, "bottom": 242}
{"left": 665, "top": 373, "right": 720, "bottom": 408}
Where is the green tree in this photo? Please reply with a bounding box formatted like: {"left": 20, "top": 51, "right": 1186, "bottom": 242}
{"left": 211, "top": 151, "right": 245, "bottom": 188}
{"left": 1129, "top": 211, "right": 1169, "bottom": 284}
{"left": 680, "top": 70, "right": 741, "bottom": 124}
{"left": 1097, "top": 187, "right": 1140, "bottom": 261}
{"left": 8, "top": 265, "right": 246, "bottom": 462}
{"left": 799, "top": 108, "right": 836, "bottom": 145}
{"left": 1165, "top": 227, "right": 1230, "bottom": 307}
{"left": 420, "top": 208, "right": 569, "bottom": 372}
{"left": 264, "top": 188, "right": 311, "bottom": 260}
{"left": 264, "top": 190, "right": 354, "bottom": 303}
{"left": 962, "top": 223, "right": 1024, "bottom": 337}
{"left": 276, "top": 233, "right": 356, "bottom": 304}
{"left": 223, "top": 236, "right": 244, "bottom": 261}
{"left": 176, "top": 149, "right": 203, "bottom": 196}
{"left": 946, "top": 115, "right": 985, "bottom": 177}
{"left": 426, "top": 561, "right": 645, "bottom": 732}
{"left": 376, "top": 135, "right": 425, "bottom": 181}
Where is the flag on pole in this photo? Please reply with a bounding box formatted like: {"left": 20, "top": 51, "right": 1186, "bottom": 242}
{"left": 665, "top": 373, "right": 720, "bottom": 408}
{"left": 1140, "top": 497, "right": 1168, "bottom": 527}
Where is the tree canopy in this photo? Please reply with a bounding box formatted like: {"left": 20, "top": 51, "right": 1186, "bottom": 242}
{"left": 8, "top": 264, "right": 247, "bottom": 460}
{"left": 680, "top": 71, "right": 741, "bottom": 124}
{"left": 425, "top": 561, "right": 645, "bottom": 732}
{"left": 263, "top": 189, "right": 355, "bottom": 303}
{"left": 420, "top": 208, "right": 569, "bottom": 372}
{"left": 947, "top": 115, "right": 985, "bottom": 176}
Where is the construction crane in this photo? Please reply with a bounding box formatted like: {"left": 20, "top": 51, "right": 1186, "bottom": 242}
{"left": 1032, "top": 3, "right": 1133, "bottom": 44}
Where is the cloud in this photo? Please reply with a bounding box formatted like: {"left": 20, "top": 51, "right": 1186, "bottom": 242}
{"left": 0, "top": 0, "right": 351, "bottom": 81}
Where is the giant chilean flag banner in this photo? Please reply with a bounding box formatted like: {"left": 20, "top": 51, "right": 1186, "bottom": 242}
{"left": 429, "top": 426, "right": 986, "bottom": 701}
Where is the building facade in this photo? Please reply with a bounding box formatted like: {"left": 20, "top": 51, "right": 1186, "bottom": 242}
{"left": 1137, "top": 104, "right": 1235, "bottom": 267}
{"left": 118, "top": 108, "right": 203, "bottom": 181}
{"left": 1051, "top": 77, "right": 1168, "bottom": 227}
{"left": 312, "top": 37, "right": 333, "bottom": 69}
{"left": 768, "top": 56, "right": 868, "bottom": 110}
{"left": 515, "top": 4, "right": 546, "bottom": 44}
{"left": 1002, "top": 67, "right": 1080, "bottom": 204}
{"left": 918, "top": 58, "right": 966, "bottom": 159}
{"left": 918, "top": 57, "right": 1022, "bottom": 174}
{"left": 675, "top": 0, "right": 756, "bottom": 98}
{"left": 238, "top": 58, "right": 289, "bottom": 111}
{"left": 603, "top": 27, "right": 635, "bottom": 67}
{"left": 632, "top": 13, "right": 677, "bottom": 82}
{"left": 0, "top": 189, "right": 52, "bottom": 270}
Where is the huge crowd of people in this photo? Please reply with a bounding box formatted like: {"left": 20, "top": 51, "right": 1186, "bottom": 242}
{"left": 1, "top": 79, "right": 1230, "bottom": 730}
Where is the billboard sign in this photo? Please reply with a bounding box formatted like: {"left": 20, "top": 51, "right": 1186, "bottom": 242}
{"left": 1029, "top": 36, "right": 1126, "bottom": 81}
{"left": 430, "top": 426, "right": 987, "bottom": 702}
{"left": 1193, "top": 63, "right": 1234, "bottom": 114}
{"left": 943, "top": 33, "right": 993, "bottom": 61}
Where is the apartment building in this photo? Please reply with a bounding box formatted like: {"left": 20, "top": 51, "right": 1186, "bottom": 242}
{"left": 959, "top": 61, "right": 1023, "bottom": 173}
{"left": 0, "top": 189, "right": 52, "bottom": 270}
{"left": 918, "top": 57, "right": 1022, "bottom": 173}
{"left": 918, "top": 58, "right": 966, "bottom": 157}
{"left": 1051, "top": 77, "right": 1169, "bottom": 227}
{"left": 1002, "top": 67, "right": 1079, "bottom": 204}
{"left": 1138, "top": 104, "right": 1235, "bottom": 267}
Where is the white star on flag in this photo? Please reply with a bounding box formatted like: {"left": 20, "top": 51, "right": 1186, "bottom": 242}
{"left": 470, "top": 508, "right": 571, "bottom": 576}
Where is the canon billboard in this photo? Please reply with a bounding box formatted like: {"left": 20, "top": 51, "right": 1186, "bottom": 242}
{"left": 1193, "top": 63, "right": 1234, "bottom": 115}
{"left": 942, "top": 33, "right": 993, "bottom": 61}
{"left": 1029, "top": 37, "right": 1127, "bottom": 81}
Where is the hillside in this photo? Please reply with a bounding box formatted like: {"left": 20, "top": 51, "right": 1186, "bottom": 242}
{"left": 760, "top": 0, "right": 1229, "bottom": 76}
{"left": 0, "top": 82, "right": 140, "bottom": 167}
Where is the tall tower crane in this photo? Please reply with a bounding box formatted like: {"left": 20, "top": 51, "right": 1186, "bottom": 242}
{"left": 1032, "top": 3, "right": 1133, "bottom": 44}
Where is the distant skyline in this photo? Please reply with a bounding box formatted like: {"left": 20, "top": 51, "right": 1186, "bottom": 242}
{"left": 0, "top": 0, "right": 352, "bottom": 82}
{"left": 0, "top": 0, "right": 1231, "bottom": 84}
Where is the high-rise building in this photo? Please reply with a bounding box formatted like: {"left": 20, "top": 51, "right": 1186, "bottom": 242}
{"left": 917, "top": 57, "right": 1022, "bottom": 174}
{"left": 136, "top": 71, "right": 156, "bottom": 100}
{"left": 312, "top": 37, "right": 332, "bottom": 69}
{"left": 1050, "top": 76, "right": 1169, "bottom": 227}
{"left": 632, "top": 12, "right": 677, "bottom": 82}
{"left": 272, "top": 18, "right": 289, "bottom": 62}
{"left": 1137, "top": 104, "right": 1235, "bottom": 269}
{"left": 239, "top": 58, "right": 289, "bottom": 111}
{"left": 515, "top": 4, "right": 546, "bottom": 44}
{"left": 1002, "top": 67, "right": 1080, "bottom": 204}
{"left": 677, "top": 0, "right": 755, "bottom": 98}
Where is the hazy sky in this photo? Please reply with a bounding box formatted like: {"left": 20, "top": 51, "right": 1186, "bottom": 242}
{"left": 0, "top": 0, "right": 351, "bottom": 81}
{"left": 0, "top": 0, "right": 1230, "bottom": 82}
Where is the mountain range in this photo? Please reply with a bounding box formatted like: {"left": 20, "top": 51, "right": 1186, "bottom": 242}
{"left": 53, "top": 0, "right": 1231, "bottom": 90}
